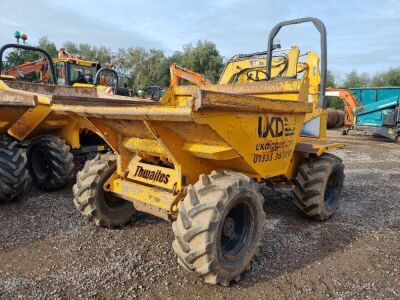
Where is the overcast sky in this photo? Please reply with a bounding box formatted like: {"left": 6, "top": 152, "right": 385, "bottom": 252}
{"left": 1, "top": 0, "right": 400, "bottom": 76}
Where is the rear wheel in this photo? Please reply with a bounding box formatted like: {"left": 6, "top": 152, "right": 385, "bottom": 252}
{"left": 0, "top": 135, "right": 29, "bottom": 203}
{"left": 172, "top": 171, "right": 265, "bottom": 286}
{"left": 292, "top": 153, "right": 344, "bottom": 220}
{"left": 73, "top": 153, "right": 136, "bottom": 228}
{"left": 27, "top": 135, "right": 74, "bottom": 190}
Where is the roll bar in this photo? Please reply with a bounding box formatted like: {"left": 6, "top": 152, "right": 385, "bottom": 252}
{"left": 0, "top": 43, "right": 57, "bottom": 84}
{"left": 94, "top": 67, "right": 119, "bottom": 91}
{"left": 266, "top": 17, "right": 327, "bottom": 108}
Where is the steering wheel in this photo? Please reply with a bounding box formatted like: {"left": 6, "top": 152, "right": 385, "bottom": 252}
{"left": 246, "top": 69, "right": 270, "bottom": 81}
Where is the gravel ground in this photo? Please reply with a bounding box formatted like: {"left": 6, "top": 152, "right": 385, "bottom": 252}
{"left": 0, "top": 130, "right": 399, "bottom": 299}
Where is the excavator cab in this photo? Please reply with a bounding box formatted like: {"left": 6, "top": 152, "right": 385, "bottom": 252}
{"left": 54, "top": 58, "right": 98, "bottom": 86}
{"left": 0, "top": 43, "right": 121, "bottom": 96}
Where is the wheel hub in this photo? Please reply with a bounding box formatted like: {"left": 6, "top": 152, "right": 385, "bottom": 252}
{"left": 223, "top": 217, "right": 235, "bottom": 237}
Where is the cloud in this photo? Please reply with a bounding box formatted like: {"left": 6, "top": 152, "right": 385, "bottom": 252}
{"left": 0, "top": 0, "right": 399, "bottom": 74}
{"left": 0, "top": 0, "right": 162, "bottom": 49}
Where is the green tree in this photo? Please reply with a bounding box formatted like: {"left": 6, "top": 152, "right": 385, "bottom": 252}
{"left": 38, "top": 36, "right": 57, "bottom": 58}
{"left": 343, "top": 70, "right": 370, "bottom": 88}
{"left": 158, "top": 51, "right": 182, "bottom": 87}
{"left": 62, "top": 41, "right": 79, "bottom": 55}
{"left": 139, "top": 49, "right": 166, "bottom": 87}
{"left": 115, "top": 47, "right": 148, "bottom": 87}
{"left": 95, "top": 46, "right": 112, "bottom": 66}
{"left": 371, "top": 68, "right": 400, "bottom": 87}
{"left": 326, "top": 70, "right": 336, "bottom": 88}
{"left": 179, "top": 41, "right": 224, "bottom": 83}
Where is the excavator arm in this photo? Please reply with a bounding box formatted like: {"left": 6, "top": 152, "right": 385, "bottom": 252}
{"left": 4, "top": 59, "right": 50, "bottom": 82}
{"left": 169, "top": 63, "right": 211, "bottom": 87}
{"left": 325, "top": 88, "right": 361, "bottom": 126}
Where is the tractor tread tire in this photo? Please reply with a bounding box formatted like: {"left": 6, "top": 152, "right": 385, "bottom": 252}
{"left": 292, "top": 153, "right": 344, "bottom": 220}
{"left": 0, "top": 135, "right": 29, "bottom": 203}
{"left": 73, "top": 153, "right": 136, "bottom": 228}
{"left": 27, "top": 135, "right": 74, "bottom": 190}
{"left": 172, "top": 171, "right": 265, "bottom": 286}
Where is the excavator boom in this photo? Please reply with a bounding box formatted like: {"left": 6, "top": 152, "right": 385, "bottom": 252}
{"left": 325, "top": 88, "right": 360, "bottom": 126}
{"left": 169, "top": 63, "right": 211, "bottom": 86}
{"left": 4, "top": 59, "right": 49, "bottom": 78}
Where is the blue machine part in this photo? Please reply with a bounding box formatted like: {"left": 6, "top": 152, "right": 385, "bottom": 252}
{"left": 355, "top": 95, "right": 400, "bottom": 127}
{"left": 301, "top": 116, "right": 321, "bottom": 137}
{"left": 350, "top": 87, "right": 400, "bottom": 105}
{"left": 349, "top": 87, "right": 400, "bottom": 141}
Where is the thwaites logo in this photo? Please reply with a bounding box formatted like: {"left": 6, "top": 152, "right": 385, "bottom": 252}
{"left": 258, "top": 116, "right": 295, "bottom": 138}
{"left": 134, "top": 166, "right": 170, "bottom": 184}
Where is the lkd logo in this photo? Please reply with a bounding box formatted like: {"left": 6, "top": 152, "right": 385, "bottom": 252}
{"left": 258, "top": 116, "right": 284, "bottom": 138}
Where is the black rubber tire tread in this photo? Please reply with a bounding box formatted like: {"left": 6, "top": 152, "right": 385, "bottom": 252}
{"left": 73, "top": 153, "right": 136, "bottom": 228}
{"left": 172, "top": 171, "right": 265, "bottom": 286}
{"left": 292, "top": 153, "right": 345, "bottom": 221}
{"left": 27, "top": 135, "right": 74, "bottom": 190}
{"left": 0, "top": 135, "right": 29, "bottom": 203}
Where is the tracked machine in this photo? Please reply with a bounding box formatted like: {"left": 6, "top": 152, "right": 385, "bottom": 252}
{"left": 49, "top": 18, "right": 345, "bottom": 285}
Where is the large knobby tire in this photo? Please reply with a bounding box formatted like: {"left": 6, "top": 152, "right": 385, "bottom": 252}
{"left": 172, "top": 171, "right": 265, "bottom": 286}
{"left": 73, "top": 153, "right": 136, "bottom": 228}
{"left": 0, "top": 136, "right": 29, "bottom": 203}
{"left": 292, "top": 153, "right": 345, "bottom": 220}
{"left": 27, "top": 135, "right": 74, "bottom": 190}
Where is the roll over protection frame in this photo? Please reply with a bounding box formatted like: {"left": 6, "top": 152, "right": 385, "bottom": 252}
{"left": 266, "top": 17, "right": 327, "bottom": 108}
{"left": 0, "top": 43, "right": 57, "bottom": 85}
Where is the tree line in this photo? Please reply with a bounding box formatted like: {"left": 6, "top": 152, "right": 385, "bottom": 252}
{"left": 3, "top": 36, "right": 224, "bottom": 88}
{"left": 3, "top": 36, "right": 400, "bottom": 91}
{"left": 327, "top": 69, "right": 400, "bottom": 89}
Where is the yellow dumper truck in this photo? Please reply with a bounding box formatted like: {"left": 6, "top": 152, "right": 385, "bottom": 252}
{"left": 49, "top": 18, "right": 345, "bottom": 286}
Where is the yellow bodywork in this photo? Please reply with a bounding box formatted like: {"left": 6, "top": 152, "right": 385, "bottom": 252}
{"left": 0, "top": 52, "right": 116, "bottom": 149}
{"left": 219, "top": 47, "right": 329, "bottom": 140}
{"left": 0, "top": 79, "right": 125, "bottom": 149}
{"left": 1, "top": 42, "right": 343, "bottom": 222}
{"left": 0, "top": 87, "right": 36, "bottom": 134}
{"left": 50, "top": 58, "right": 340, "bottom": 220}
{"left": 54, "top": 57, "right": 98, "bottom": 68}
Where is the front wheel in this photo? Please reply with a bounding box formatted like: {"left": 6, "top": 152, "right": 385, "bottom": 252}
{"left": 73, "top": 153, "right": 136, "bottom": 228}
{"left": 172, "top": 171, "right": 265, "bottom": 286}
